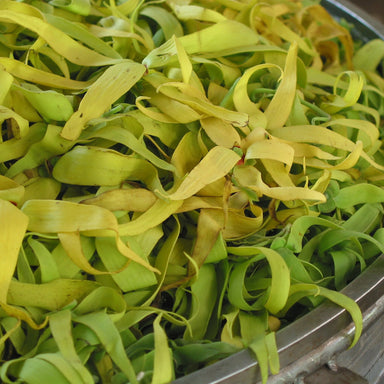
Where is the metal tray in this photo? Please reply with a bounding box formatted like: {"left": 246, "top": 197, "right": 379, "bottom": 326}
{"left": 172, "top": 2, "right": 384, "bottom": 383}
{"left": 324, "top": 0, "right": 384, "bottom": 41}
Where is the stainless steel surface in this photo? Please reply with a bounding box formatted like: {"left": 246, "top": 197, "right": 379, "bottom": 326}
{"left": 304, "top": 366, "right": 369, "bottom": 384}
{"left": 171, "top": 2, "right": 384, "bottom": 383}
{"left": 336, "top": 296, "right": 384, "bottom": 384}
{"left": 349, "top": 0, "right": 384, "bottom": 23}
